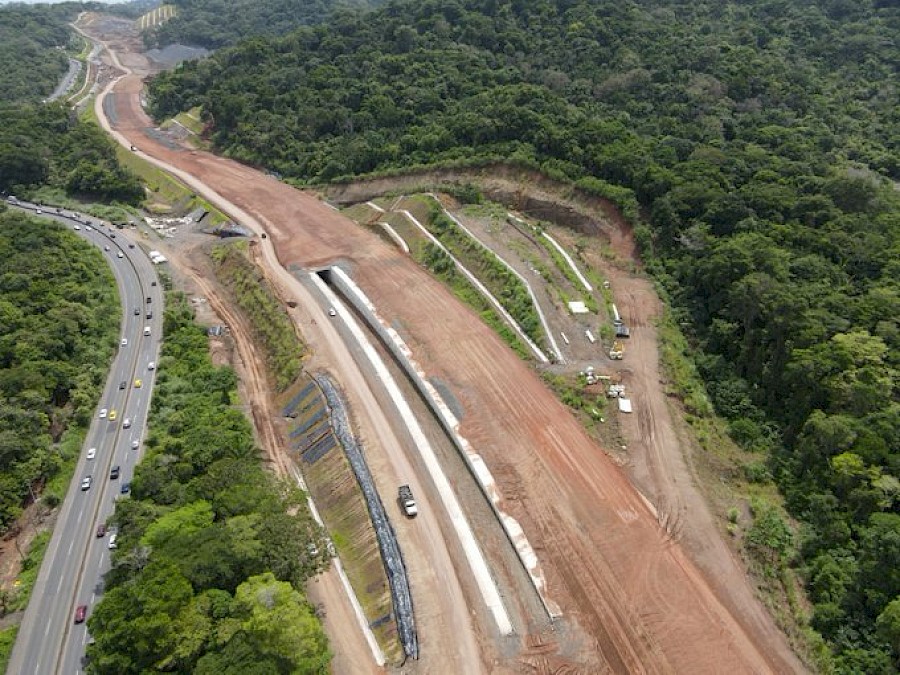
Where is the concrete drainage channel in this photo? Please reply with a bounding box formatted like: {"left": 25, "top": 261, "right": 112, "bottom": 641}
{"left": 314, "top": 265, "right": 559, "bottom": 622}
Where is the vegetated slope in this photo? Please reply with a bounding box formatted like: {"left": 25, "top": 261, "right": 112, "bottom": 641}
{"left": 0, "top": 4, "right": 79, "bottom": 104}
{"left": 0, "top": 104, "right": 143, "bottom": 204}
{"left": 211, "top": 242, "right": 303, "bottom": 391}
{"left": 0, "top": 209, "right": 119, "bottom": 530}
{"left": 143, "top": 0, "right": 377, "bottom": 49}
{"left": 148, "top": 0, "right": 900, "bottom": 669}
{"left": 87, "top": 294, "right": 331, "bottom": 673}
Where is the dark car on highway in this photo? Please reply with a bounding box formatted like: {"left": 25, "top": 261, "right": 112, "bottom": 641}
{"left": 96, "top": 524, "right": 106, "bottom": 538}
{"left": 74, "top": 605, "right": 87, "bottom": 624}
{"left": 109, "top": 465, "right": 120, "bottom": 480}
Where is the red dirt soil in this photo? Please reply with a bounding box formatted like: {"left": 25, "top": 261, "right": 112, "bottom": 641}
{"left": 102, "top": 70, "right": 802, "bottom": 673}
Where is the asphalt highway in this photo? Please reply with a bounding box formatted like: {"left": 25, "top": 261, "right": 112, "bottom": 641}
{"left": 5, "top": 200, "right": 164, "bottom": 675}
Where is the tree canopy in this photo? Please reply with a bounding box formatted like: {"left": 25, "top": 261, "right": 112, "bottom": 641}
{"left": 86, "top": 295, "right": 331, "bottom": 673}
{"left": 0, "top": 4, "right": 78, "bottom": 105}
{"left": 0, "top": 210, "right": 119, "bottom": 530}
{"left": 0, "top": 104, "right": 143, "bottom": 203}
{"left": 144, "top": 0, "right": 378, "bottom": 50}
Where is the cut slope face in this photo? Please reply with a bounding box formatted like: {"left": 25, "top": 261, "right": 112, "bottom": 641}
{"left": 103, "top": 73, "right": 800, "bottom": 673}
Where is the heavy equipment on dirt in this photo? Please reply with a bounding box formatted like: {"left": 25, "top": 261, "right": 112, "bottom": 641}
{"left": 609, "top": 340, "right": 624, "bottom": 360}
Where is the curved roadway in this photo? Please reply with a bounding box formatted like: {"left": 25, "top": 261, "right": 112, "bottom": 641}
{"left": 5, "top": 200, "right": 163, "bottom": 675}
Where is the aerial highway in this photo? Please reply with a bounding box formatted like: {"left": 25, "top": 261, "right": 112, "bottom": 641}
{"left": 5, "top": 199, "right": 164, "bottom": 675}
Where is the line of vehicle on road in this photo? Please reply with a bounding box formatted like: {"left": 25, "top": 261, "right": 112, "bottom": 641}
{"left": 3, "top": 195, "right": 164, "bottom": 673}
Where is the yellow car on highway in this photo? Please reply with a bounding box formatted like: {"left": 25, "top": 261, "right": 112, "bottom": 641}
{"left": 109, "top": 410, "right": 117, "bottom": 421}
{"left": 134, "top": 379, "right": 142, "bottom": 388}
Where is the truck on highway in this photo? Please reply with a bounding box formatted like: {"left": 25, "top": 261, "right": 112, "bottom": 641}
{"left": 398, "top": 485, "right": 418, "bottom": 517}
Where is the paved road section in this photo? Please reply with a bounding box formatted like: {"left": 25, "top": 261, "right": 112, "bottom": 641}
{"left": 5, "top": 200, "right": 163, "bottom": 675}
{"left": 46, "top": 58, "right": 82, "bottom": 102}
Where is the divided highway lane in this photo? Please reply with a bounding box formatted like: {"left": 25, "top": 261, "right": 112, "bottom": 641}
{"left": 5, "top": 200, "right": 164, "bottom": 675}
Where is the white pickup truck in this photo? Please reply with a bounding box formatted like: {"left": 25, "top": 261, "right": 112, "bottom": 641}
{"left": 398, "top": 485, "right": 418, "bottom": 517}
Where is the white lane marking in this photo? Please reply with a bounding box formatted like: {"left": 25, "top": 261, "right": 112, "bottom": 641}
{"left": 67, "top": 538, "right": 76, "bottom": 556}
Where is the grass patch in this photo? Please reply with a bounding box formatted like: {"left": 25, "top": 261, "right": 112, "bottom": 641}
{"left": 340, "top": 203, "right": 381, "bottom": 224}
{"left": 28, "top": 185, "right": 138, "bottom": 224}
{"left": 211, "top": 242, "right": 303, "bottom": 390}
{"left": 9, "top": 531, "right": 51, "bottom": 613}
{"left": 160, "top": 107, "right": 210, "bottom": 151}
{"left": 382, "top": 212, "right": 427, "bottom": 256}
{"left": 541, "top": 371, "right": 607, "bottom": 424}
{"left": 172, "top": 106, "right": 203, "bottom": 135}
{"left": 0, "top": 625, "right": 18, "bottom": 673}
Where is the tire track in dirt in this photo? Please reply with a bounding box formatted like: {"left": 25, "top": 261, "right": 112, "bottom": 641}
{"left": 526, "top": 501, "right": 663, "bottom": 674}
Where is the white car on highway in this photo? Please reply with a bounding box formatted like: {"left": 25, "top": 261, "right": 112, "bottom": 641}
{"left": 147, "top": 362, "right": 155, "bottom": 370}
{"left": 86, "top": 448, "right": 96, "bottom": 460}
{"left": 99, "top": 408, "right": 107, "bottom": 419}
{"left": 80, "top": 476, "right": 92, "bottom": 491}
{"left": 121, "top": 338, "right": 128, "bottom": 346}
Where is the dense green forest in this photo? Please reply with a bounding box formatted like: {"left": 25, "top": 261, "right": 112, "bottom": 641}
{"left": 0, "top": 209, "right": 119, "bottom": 531}
{"left": 0, "top": 4, "right": 80, "bottom": 104}
{"left": 0, "top": 104, "right": 143, "bottom": 203}
{"left": 148, "top": 0, "right": 900, "bottom": 669}
{"left": 144, "top": 0, "right": 377, "bottom": 49}
{"left": 87, "top": 294, "right": 330, "bottom": 673}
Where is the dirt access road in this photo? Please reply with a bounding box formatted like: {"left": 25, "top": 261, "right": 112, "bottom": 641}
{"left": 85, "top": 14, "right": 803, "bottom": 673}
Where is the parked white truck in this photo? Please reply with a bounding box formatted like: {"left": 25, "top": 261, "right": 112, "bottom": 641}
{"left": 398, "top": 485, "right": 418, "bottom": 517}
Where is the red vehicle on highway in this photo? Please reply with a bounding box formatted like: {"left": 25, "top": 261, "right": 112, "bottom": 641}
{"left": 74, "top": 605, "right": 87, "bottom": 624}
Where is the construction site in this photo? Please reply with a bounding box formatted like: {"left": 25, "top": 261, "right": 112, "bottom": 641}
{"left": 72, "top": 11, "right": 808, "bottom": 674}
